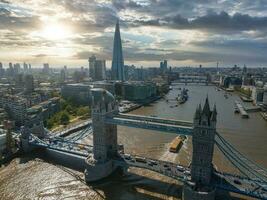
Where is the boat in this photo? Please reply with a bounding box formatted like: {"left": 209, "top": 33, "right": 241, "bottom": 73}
{"left": 226, "top": 87, "right": 234, "bottom": 92}
{"left": 234, "top": 107, "right": 240, "bottom": 114}
{"left": 169, "top": 136, "right": 184, "bottom": 153}
{"left": 177, "top": 88, "right": 188, "bottom": 104}
{"left": 240, "top": 96, "right": 253, "bottom": 102}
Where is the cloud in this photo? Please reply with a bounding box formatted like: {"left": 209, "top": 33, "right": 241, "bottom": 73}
{"left": 0, "top": 0, "right": 267, "bottom": 67}
{"left": 131, "top": 11, "right": 267, "bottom": 33}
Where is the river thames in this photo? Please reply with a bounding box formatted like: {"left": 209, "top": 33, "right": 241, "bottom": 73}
{"left": 0, "top": 85, "right": 266, "bottom": 200}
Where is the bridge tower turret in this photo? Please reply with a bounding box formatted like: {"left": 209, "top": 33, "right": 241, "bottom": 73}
{"left": 91, "top": 88, "right": 118, "bottom": 160}
{"left": 183, "top": 97, "right": 217, "bottom": 200}
{"left": 85, "top": 88, "right": 118, "bottom": 182}
{"left": 191, "top": 97, "right": 216, "bottom": 185}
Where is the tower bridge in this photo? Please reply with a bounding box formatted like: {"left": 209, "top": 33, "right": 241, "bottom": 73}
{"left": 21, "top": 88, "right": 267, "bottom": 200}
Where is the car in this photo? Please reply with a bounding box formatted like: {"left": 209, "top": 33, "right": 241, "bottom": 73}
{"left": 184, "top": 170, "right": 191, "bottom": 176}
{"left": 177, "top": 166, "right": 184, "bottom": 172}
{"left": 135, "top": 156, "right": 147, "bottom": 163}
{"left": 164, "top": 164, "right": 169, "bottom": 168}
{"left": 148, "top": 160, "right": 157, "bottom": 165}
{"left": 124, "top": 154, "right": 131, "bottom": 160}
{"left": 234, "top": 179, "right": 242, "bottom": 185}
{"left": 262, "top": 185, "right": 267, "bottom": 192}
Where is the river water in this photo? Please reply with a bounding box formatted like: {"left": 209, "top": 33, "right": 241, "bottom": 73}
{"left": 0, "top": 85, "right": 266, "bottom": 200}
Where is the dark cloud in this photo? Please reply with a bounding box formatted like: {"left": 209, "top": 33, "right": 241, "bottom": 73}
{"left": 131, "top": 11, "right": 267, "bottom": 32}
{"left": 32, "top": 54, "right": 58, "bottom": 58}
{"left": 75, "top": 47, "right": 267, "bottom": 64}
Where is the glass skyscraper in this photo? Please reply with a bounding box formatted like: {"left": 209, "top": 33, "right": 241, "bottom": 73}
{"left": 111, "top": 20, "right": 125, "bottom": 81}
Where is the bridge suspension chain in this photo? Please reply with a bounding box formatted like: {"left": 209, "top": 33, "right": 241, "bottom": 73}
{"left": 215, "top": 133, "right": 267, "bottom": 183}
{"left": 216, "top": 133, "right": 267, "bottom": 178}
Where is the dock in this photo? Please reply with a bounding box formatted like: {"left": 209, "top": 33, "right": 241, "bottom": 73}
{"left": 235, "top": 101, "right": 249, "bottom": 118}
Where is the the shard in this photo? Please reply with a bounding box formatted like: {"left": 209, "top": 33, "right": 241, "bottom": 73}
{"left": 111, "top": 20, "right": 125, "bottom": 81}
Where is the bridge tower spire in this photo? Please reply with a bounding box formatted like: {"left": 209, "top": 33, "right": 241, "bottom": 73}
{"left": 85, "top": 88, "right": 119, "bottom": 182}
{"left": 183, "top": 97, "right": 217, "bottom": 200}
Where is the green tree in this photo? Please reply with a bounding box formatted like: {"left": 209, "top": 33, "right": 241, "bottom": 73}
{"left": 77, "top": 106, "right": 90, "bottom": 116}
{"left": 65, "top": 105, "right": 76, "bottom": 115}
{"left": 60, "top": 99, "right": 68, "bottom": 110}
{"left": 60, "top": 112, "right": 70, "bottom": 125}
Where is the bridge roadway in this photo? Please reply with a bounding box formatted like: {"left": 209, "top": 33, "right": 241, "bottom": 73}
{"left": 53, "top": 120, "right": 91, "bottom": 137}
{"left": 29, "top": 134, "right": 91, "bottom": 157}
{"left": 106, "top": 114, "right": 193, "bottom": 135}
{"left": 116, "top": 154, "right": 267, "bottom": 200}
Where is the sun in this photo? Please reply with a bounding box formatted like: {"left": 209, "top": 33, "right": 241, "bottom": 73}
{"left": 40, "top": 23, "right": 72, "bottom": 41}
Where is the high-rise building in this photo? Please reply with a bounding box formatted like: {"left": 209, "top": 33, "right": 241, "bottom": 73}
{"left": 0, "top": 62, "right": 5, "bottom": 77}
{"left": 160, "top": 60, "right": 168, "bottom": 73}
{"left": 89, "top": 55, "right": 106, "bottom": 81}
{"left": 95, "top": 60, "right": 106, "bottom": 81}
{"left": 43, "top": 63, "right": 50, "bottom": 74}
{"left": 60, "top": 69, "right": 66, "bottom": 83}
{"left": 24, "top": 74, "right": 34, "bottom": 94}
{"left": 111, "top": 20, "right": 125, "bottom": 81}
{"left": 23, "top": 62, "right": 28, "bottom": 73}
{"left": 14, "top": 63, "right": 20, "bottom": 75}
{"left": 89, "top": 55, "right": 96, "bottom": 78}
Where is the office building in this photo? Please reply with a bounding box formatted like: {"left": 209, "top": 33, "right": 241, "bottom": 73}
{"left": 61, "top": 84, "right": 92, "bottom": 105}
{"left": 89, "top": 55, "right": 106, "bottom": 81}
{"left": 0, "top": 62, "right": 5, "bottom": 77}
{"left": 111, "top": 20, "right": 125, "bottom": 81}
{"left": 160, "top": 60, "right": 168, "bottom": 73}
{"left": 120, "top": 82, "right": 157, "bottom": 101}
{"left": 24, "top": 74, "right": 34, "bottom": 94}
{"left": 0, "top": 94, "right": 27, "bottom": 126}
{"left": 252, "top": 86, "right": 264, "bottom": 104}
{"left": 43, "top": 63, "right": 50, "bottom": 74}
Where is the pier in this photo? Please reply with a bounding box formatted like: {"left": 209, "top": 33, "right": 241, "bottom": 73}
{"left": 235, "top": 101, "right": 249, "bottom": 118}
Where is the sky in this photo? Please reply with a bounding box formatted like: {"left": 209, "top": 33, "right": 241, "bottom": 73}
{"left": 0, "top": 0, "right": 267, "bottom": 68}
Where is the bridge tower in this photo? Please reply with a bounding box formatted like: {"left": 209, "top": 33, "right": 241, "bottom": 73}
{"left": 85, "top": 88, "right": 118, "bottom": 182}
{"left": 183, "top": 97, "right": 217, "bottom": 200}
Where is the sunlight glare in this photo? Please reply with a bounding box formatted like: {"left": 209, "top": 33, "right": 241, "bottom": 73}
{"left": 40, "top": 23, "right": 72, "bottom": 41}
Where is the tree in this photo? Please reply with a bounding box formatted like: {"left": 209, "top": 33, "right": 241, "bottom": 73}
{"left": 60, "top": 99, "right": 68, "bottom": 110}
{"left": 65, "top": 105, "right": 76, "bottom": 115}
{"left": 77, "top": 106, "right": 90, "bottom": 116}
{"left": 60, "top": 112, "right": 70, "bottom": 125}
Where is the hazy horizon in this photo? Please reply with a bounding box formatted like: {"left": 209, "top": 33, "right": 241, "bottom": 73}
{"left": 0, "top": 0, "right": 267, "bottom": 68}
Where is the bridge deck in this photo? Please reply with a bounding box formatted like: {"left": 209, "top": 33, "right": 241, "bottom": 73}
{"left": 117, "top": 114, "right": 193, "bottom": 127}
{"left": 106, "top": 116, "right": 193, "bottom": 135}
{"left": 116, "top": 153, "right": 267, "bottom": 200}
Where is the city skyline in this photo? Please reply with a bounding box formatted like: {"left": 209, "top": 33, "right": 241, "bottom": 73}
{"left": 0, "top": 0, "right": 267, "bottom": 68}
